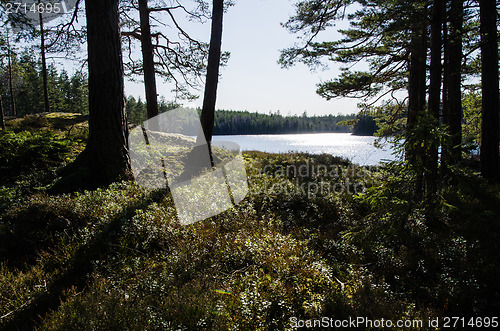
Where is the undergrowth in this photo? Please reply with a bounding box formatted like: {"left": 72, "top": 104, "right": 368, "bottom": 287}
{"left": 0, "top": 122, "right": 499, "bottom": 330}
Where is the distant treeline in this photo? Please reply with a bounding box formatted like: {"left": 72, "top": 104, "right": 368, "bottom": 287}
{"left": 212, "top": 110, "right": 354, "bottom": 135}
{"left": 2, "top": 53, "right": 358, "bottom": 135}
{"left": 125, "top": 97, "right": 356, "bottom": 135}
{"left": 125, "top": 96, "right": 179, "bottom": 125}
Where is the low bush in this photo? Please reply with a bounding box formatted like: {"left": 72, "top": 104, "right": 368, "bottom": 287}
{"left": 1, "top": 128, "right": 499, "bottom": 329}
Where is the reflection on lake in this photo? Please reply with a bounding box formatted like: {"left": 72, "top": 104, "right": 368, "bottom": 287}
{"left": 213, "top": 133, "right": 397, "bottom": 166}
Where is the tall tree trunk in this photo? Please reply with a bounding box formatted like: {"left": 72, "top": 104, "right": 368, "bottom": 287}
{"left": 406, "top": 19, "right": 428, "bottom": 164}
{"left": 479, "top": 0, "right": 499, "bottom": 180}
{"left": 138, "top": 0, "right": 158, "bottom": 124}
{"left": 442, "top": 7, "right": 451, "bottom": 168}
{"left": 84, "top": 0, "right": 130, "bottom": 184}
{"left": 7, "top": 36, "right": 16, "bottom": 117}
{"left": 0, "top": 94, "right": 5, "bottom": 130}
{"left": 428, "top": 0, "right": 443, "bottom": 121}
{"left": 426, "top": 0, "right": 444, "bottom": 190}
{"left": 447, "top": 0, "right": 463, "bottom": 163}
{"left": 39, "top": 8, "right": 50, "bottom": 114}
{"left": 406, "top": 10, "right": 429, "bottom": 200}
{"left": 198, "top": 0, "right": 224, "bottom": 147}
{"left": 442, "top": 0, "right": 463, "bottom": 169}
{"left": 52, "top": 0, "right": 131, "bottom": 192}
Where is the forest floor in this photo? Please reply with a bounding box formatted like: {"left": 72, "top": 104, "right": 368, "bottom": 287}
{"left": 0, "top": 113, "right": 499, "bottom": 330}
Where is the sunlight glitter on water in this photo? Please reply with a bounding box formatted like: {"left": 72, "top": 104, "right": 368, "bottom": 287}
{"left": 213, "top": 133, "right": 397, "bottom": 166}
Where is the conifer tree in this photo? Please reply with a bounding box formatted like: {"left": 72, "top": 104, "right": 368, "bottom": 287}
{"left": 479, "top": 0, "right": 499, "bottom": 180}
{"left": 199, "top": 0, "right": 224, "bottom": 148}
{"left": 52, "top": 0, "right": 131, "bottom": 191}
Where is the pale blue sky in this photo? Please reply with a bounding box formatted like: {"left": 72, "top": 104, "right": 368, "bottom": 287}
{"left": 125, "top": 0, "right": 360, "bottom": 116}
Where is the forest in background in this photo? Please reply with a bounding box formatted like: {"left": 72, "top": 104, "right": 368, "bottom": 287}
{"left": 0, "top": 54, "right": 358, "bottom": 135}
{"left": 0, "top": 48, "right": 485, "bottom": 140}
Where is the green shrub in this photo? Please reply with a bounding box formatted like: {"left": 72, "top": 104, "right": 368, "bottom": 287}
{"left": 1, "top": 141, "right": 499, "bottom": 329}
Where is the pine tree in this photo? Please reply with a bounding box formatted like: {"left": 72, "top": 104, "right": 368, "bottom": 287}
{"left": 479, "top": 0, "right": 499, "bottom": 180}
{"left": 0, "top": 94, "right": 4, "bottom": 130}
{"left": 138, "top": 0, "right": 159, "bottom": 123}
{"left": 199, "top": 0, "right": 224, "bottom": 150}
{"left": 52, "top": 0, "right": 131, "bottom": 192}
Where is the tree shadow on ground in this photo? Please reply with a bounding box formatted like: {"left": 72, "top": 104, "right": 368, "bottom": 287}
{"left": 0, "top": 188, "right": 170, "bottom": 330}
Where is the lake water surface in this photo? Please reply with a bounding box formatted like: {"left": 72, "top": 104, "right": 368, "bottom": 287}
{"left": 213, "top": 133, "right": 397, "bottom": 166}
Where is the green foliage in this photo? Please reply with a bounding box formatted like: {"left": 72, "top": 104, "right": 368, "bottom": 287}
{"left": 369, "top": 102, "right": 407, "bottom": 137}
{"left": 352, "top": 114, "right": 379, "bottom": 136}
{"left": 124, "top": 104, "right": 355, "bottom": 134}
{"left": 0, "top": 123, "right": 85, "bottom": 210}
{"left": 213, "top": 110, "right": 354, "bottom": 135}
{"left": 125, "top": 96, "right": 146, "bottom": 125}
{"left": 462, "top": 90, "right": 481, "bottom": 155}
{"left": 1, "top": 124, "right": 499, "bottom": 329}
{"left": 317, "top": 71, "right": 378, "bottom": 100}
{"left": 0, "top": 52, "right": 89, "bottom": 116}
{"left": 126, "top": 96, "right": 180, "bottom": 125}
{"left": 0, "top": 129, "right": 77, "bottom": 186}
{"left": 281, "top": 0, "right": 416, "bottom": 103}
{"left": 345, "top": 163, "right": 500, "bottom": 315}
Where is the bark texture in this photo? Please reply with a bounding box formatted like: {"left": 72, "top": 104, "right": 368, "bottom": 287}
{"left": 51, "top": 0, "right": 131, "bottom": 192}
{"left": 84, "top": 0, "right": 130, "bottom": 184}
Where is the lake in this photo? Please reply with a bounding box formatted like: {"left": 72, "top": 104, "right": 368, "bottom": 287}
{"left": 212, "top": 133, "right": 397, "bottom": 166}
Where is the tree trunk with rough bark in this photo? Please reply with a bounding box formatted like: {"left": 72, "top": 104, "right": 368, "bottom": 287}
{"left": 479, "top": 0, "right": 499, "bottom": 180}
{"left": 442, "top": 0, "right": 463, "bottom": 169}
{"left": 138, "top": 0, "right": 158, "bottom": 124}
{"left": 447, "top": 0, "right": 463, "bottom": 164}
{"left": 428, "top": 0, "right": 443, "bottom": 122}
{"left": 51, "top": 0, "right": 131, "bottom": 192}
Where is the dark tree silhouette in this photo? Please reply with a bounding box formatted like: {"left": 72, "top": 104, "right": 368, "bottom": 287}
{"left": 82, "top": 0, "right": 131, "bottom": 183}
{"left": 6, "top": 35, "right": 15, "bottom": 116}
{"left": 39, "top": 8, "right": 50, "bottom": 113}
{"left": 120, "top": 2, "right": 213, "bottom": 101}
{"left": 442, "top": 0, "right": 463, "bottom": 167}
{"left": 0, "top": 94, "right": 5, "bottom": 129}
{"left": 52, "top": 0, "right": 131, "bottom": 191}
{"left": 138, "top": 0, "right": 158, "bottom": 122}
{"left": 426, "top": 0, "right": 444, "bottom": 191}
{"left": 198, "top": 0, "right": 224, "bottom": 148}
{"left": 479, "top": 0, "right": 499, "bottom": 180}
{"left": 406, "top": 17, "right": 428, "bottom": 164}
